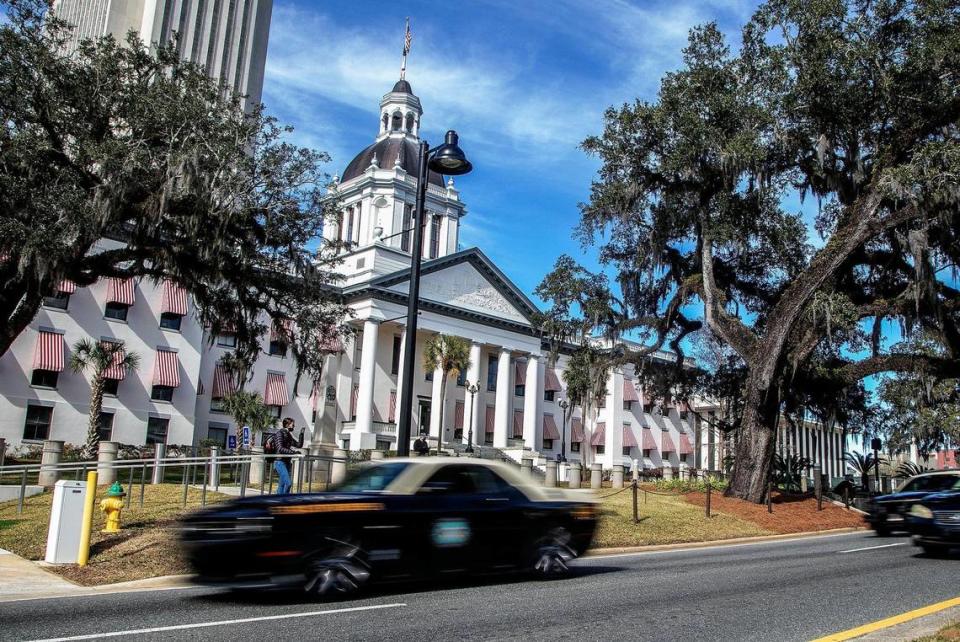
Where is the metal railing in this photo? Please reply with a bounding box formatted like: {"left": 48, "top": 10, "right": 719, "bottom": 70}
{"left": 0, "top": 451, "right": 351, "bottom": 515}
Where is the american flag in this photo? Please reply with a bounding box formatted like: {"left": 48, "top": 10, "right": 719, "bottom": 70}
{"left": 403, "top": 18, "right": 412, "bottom": 56}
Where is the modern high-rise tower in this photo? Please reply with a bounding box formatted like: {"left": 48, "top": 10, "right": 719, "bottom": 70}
{"left": 52, "top": 0, "right": 273, "bottom": 108}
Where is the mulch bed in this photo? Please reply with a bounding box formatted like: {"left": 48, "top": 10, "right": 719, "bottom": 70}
{"left": 684, "top": 491, "right": 867, "bottom": 533}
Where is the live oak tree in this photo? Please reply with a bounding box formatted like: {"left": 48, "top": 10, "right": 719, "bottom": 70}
{"left": 546, "top": 0, "right": 960, "bottom": 502}
{"left": 0, "top": 1, "right": 348, "bottom": 372}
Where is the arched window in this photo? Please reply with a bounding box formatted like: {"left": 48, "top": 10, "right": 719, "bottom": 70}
{"left": 381, "top": 113, "right": 389, "bottom": 133}
{"left": 391, "top": 112, "right": 402, "bottom": 131}
{"left": 405, "top": 113, "right": 415, "bottom": 133}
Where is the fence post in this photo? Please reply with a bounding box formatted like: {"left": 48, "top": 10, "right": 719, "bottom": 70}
{"left": 814, "top": 465, "right": 823, "bottom": 511}
{"left": 249, "top": 446, "right": 265, "bottom": 488}
{"left": 590, "top": 463, "right": 602, "bottom": 490}
{"left": 766, "top": 480, "right": 773, "bottom": 513}
{"left": 705, "top": 481, "right": 712, "bottom": 518}
{"left": 139, "top": 464, "right": 146, "bottom": 509}
{"left": 38, "top": 440, "right": 64, "bottom": 488}
{"left": 544, "top": 459, "right": 557, "bottom": 488}
{"left": 632, "top": 480, "right": 639, "bottom": 524}
{"left": 331, "top": 448, "right": 348, "bottom": 487}
{"left": 208, "top": 446, "right": 221, "bottom": 491}
{"left": 569, "top": 462, "right": 582, "bottom": 489}
{"left": 0, "top": 436, "right": 6, "bottom": 468}
{"left": 97, "top": 441, "right": 119, "bottom": 486}
{"left": 17, "top": 470, "right": 27, "bottom": 515}
{"left": 151, "top": 444, "right": 166, "bottom": 484}
{"left": 612, "top": 464, "right": 624, "bottom": 489}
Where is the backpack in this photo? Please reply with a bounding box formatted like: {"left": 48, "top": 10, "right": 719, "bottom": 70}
{"left": 264, "top": 433, "right": 277, "bottom": 454}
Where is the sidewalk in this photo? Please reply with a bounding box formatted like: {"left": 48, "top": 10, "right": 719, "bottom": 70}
{"left": 0, "top": 548, "right": 84, "bottom": 601}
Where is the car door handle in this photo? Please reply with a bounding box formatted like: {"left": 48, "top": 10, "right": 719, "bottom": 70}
{"left": 484, "top": 497, "right": 509, "bottom": 502}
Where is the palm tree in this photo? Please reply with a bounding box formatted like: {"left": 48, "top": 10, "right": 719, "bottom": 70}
{"left": 422, "top": 334, "right": 471, "bottom": 452}
{"left": 844, "top": 451, "right": 885, "bottom": 490}
{"left": 895, "top": 460, "right": 932, "bottom": 479}
{"left": 70, "top": 339, "right": 141, "bottom": 460}
{"left": 221, "top": 391, "right": 276, "bottom": 448}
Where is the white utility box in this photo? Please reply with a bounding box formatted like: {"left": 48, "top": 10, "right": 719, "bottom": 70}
{"left": 45, "top": 480, "right": 87, "bottom": 564}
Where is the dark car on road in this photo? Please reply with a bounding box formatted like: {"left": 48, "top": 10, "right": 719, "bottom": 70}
{"left": 865, "top": 471, "right": 960, "bottom": 536}
{"left": 179, "top": 459, "right": 598, "bottom": 597}
{"left": 905, "top": 491, "right": 960, "bottom": 556}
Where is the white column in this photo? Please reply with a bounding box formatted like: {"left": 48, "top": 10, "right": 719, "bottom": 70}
{"left": 605, "top": 369, "right": 623, "bottom": 469}
{"left": 430, "top": 365, "right": 444, "bottom": 444}
{"left": 493, "top": 348, "right": 511, "bottom": 448}
{"left": 394, "top": 329, "right": 407, "bottom": 428}
{"left": 463, "top": 342, "right": 483, "bottom": 445}
{"left": 354, "top": 319, "right": 380, "bottom": 437}
{"left": 522, "top": 355, "right": 540, "bottom": 448}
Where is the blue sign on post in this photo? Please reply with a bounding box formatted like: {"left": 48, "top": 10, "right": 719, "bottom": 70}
{"left": 242, "top": 426, "right": 250, "bottom": 448}
{"left": 227, "top": 435, "right": 237, "bottom": 450}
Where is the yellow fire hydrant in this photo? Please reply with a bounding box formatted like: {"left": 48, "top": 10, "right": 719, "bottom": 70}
{"left": 100, "top": 481, "right": 126, "bottom": 534}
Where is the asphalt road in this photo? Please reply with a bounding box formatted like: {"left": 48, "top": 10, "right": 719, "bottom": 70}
{"left": 1, "top": 531, "right": 957, "bottom": 642}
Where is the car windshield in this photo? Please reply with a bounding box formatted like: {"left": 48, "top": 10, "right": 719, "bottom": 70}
{"left": 334, "top": 462, "right": 409, "bottom": 493}
{"left": 899, "top": 475, "right": 960, "bottom": 493}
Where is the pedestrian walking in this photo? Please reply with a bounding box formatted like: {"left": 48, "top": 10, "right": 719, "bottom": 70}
{"left": 268, "top": 417, "right": 304, "bottom": 494}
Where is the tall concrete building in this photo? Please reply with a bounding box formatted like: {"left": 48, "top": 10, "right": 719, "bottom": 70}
{"left": 52, "top": 0, "right": 273, "bottom": 107}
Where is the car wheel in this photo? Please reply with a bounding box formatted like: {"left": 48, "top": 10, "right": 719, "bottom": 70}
{"left": 530, "top": 526, "right": 576, "bottom": 578}
{"left": 921, "top": 543, "right": 950, "bottom": 558}
{"left": 303, "top": 538, "right": 371, "bottom": 598}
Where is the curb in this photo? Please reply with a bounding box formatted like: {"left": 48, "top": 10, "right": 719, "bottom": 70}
{"left": 583, "top": 526, "right": 868, "bottom": 557}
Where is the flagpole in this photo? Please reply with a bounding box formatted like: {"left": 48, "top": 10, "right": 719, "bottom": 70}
{"left": 400, "top": 17, "right": 411, "bottom": 80}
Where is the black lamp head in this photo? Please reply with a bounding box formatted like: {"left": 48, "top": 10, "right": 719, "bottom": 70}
{"left": 428, "top": 130, "right": 473, "bottom": 175}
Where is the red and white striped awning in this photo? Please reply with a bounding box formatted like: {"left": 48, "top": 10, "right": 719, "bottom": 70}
{"left": 270, "top": 318, "right": 293, "bottom": 342}
{"left": 591, "top": 422, "right": 606, "bottom": 446}
{"left": 661, "top": 431, "right": 676, "bottom": 452}
{"left": 454, "top": 400, "right": 464, "bottom": 430}
{"left": 33, "top": 330, "right": 64, "bottom": 372}
{"left": 642, "top": 428, "right": 657, "bottom": 450}
{"left": 679, "top": 433, "right": 694, "bottom": 455}
{"left": 264, "top": 372, "right": 289, "bottom": 407}
{"left": 512, "top": 410, "right": 524, "bottom": 438}
{"left": 102, "top": 341, "right": 127, "bottom": 380}
{"left": 152, "top": 349, "right": 180, "bottom": 387}
{"left": 514, "top": 361, "right": 526, "bottom": 386}
{"left": 161, "top": 280, "right": 188, "bottom": 316}
{"left": 622, "top": 425, "right": 638, "bottom": 448}
{"left": 484, "top": 406, "right": 495, "bottom": 434}
{"left": 58, "top": 280, "right": 77, "bottom": 294}
{"left": 623, "top": 379, "right": 640, "bottom": 402}
{"left": 389, "top": 390, "right": 397, "bottom": 423}
{"left": 211, "top": 364, "right": 234, "bottom": 398}
{"left": 544, "top": 369, "right": 562, "bottom": 392}
{"left": 571, "top": 417, "right": 584, "bottom": 442}
{"left": 542, "top": 414, "right": 560, "bottom": 440}
{"left": 107, "top": 278, "right": 136, "bottom": 306}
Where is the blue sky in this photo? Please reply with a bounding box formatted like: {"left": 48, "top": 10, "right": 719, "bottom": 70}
{"left": 261, "top": 0, "right": 761, "bottom": 303}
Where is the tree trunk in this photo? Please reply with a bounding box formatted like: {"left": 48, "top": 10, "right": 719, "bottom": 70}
{"left": 82, "top": 374, "right": 106, "bottom": 460}
{"left": 0, "top": 284, "right": 44, "bottom": 358}
{"left": 436, "top": 372, "right": 447, "bottom": 449}
{"left": 725, "top": 380, "right": 781, "bottom": 503}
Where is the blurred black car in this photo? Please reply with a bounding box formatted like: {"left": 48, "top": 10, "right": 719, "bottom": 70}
{"left": 179, "top": 459, "right": 598, "bottom": 597}
{"left": 865, "top": 471, "right": 960, "bottom": 536}
{"left": 905, "top": 491, "right": 960, "bottom": 556}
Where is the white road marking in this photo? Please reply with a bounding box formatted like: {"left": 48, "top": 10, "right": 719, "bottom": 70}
{"left": 582, "top": 531, "right": 865, "bottom": 561}
{"left": 837, "top": 543, "right": 907, "bottom": 554}
{"left": 26, "top": 603, "right": 407, "bottom": 641}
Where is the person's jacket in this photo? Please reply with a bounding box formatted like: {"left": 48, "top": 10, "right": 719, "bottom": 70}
{"left": 272, "top": 428, "right": 304, "bottom": 466}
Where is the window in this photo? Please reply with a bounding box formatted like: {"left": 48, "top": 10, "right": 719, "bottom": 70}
{"left": 487, "top": 355, "right": 498, "bottom": 391}
{"left": 623, "top": 446, "right": 631, "bottom": 456}
{"left": 151, "top": 385, "right": 174, "bottom": 402}
{"left": 543, "top": 438, "right": 554, "bottom": 450}
{"left": 595, "top": 445, "right": 606, "bottom": 454}
{"left": 456, "top": 369, "right": 467, "bottom": 387}
{"left": 103, "top": 378, "right": 119, "bottom": 396}
{"left": 336, "top": 462, "right": 409, "bottom": 492}
{"left": 345, "top": 207, "right": 354, "bottom": 245}
{"left": 680, "top": 453, "right": 688, "bottom": 463}
{"left": 425, "top": 369, "right": 434, "bottom": 382}
{"left": 210, "top": 397, "right": 225, "bottom": 413}
{"left": 376, "top": 439, "right": 391, "bottom": 451}
{"left": 515, "top": 384, "right": 525, "bottom": 397}
{"left": 207, "top": 425, "right": 228, "bottom": 448}
{"left": 216, "top": 333, "right": 236, "bottom": 348}
{"left": 401, "top": 204, "right": 414, "bottom": 252}
{"left": 97, "top": 412, "right": 114, "bottom": 442}
{"left": 391, "top": 336, "right": 402, "bottom": 375}
{"left": 544, "top": 390, "right": 555, "bottom": 402}
{"left": 159, "top": 312, "right": 182, "bottom": 331}
{"left": 104, "top": 302, "right": 129, "bottom": 321}
{"left": 623, "top": 400, "right": 633, "bottom": 411}
{"left": 598, "top": 397, "right": 606, "bottom": 409}
{"left": 23, "top": 404, "right": 52, "bottom": 441}
{"left": 342, "top": 437, "right": 351, "bottom": 450}
{"left": 43, "top": 291, "right": 70, "bottom": 310}
{"left": 429, "top": 215, "right": 441, "bottom": 259}
{"left": 268, "top": 340, "right": 287, "bottom": 357}
{"left": 420, "top": 464, "right": 512, "bottom": 495}
{"left": 31, "top": 369, "right": 59, "bottom": 388}
{"left": 268, "top": 405, "right": 282, "bottom": 418}
{"left": 643, "top": 449, "right": 651, "bottom": 458}
{"left": 571, "top": 442, "right": 581, "bottom": 453}
{"left": 145, "top": 417, "right": 169, "bottom": 445}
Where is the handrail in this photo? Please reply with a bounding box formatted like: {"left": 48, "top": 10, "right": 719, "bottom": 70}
{"left": 0, "top": 452, "right": 348, "bottom": 474}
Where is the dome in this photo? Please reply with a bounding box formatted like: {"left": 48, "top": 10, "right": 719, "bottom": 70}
{"left": 392, "top": 79, "right": 413, "bottom": 94}
{"left": 341, "top": 137, "right": 445, "bottom": 186}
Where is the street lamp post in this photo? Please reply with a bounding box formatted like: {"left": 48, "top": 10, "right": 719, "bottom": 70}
{"left": 465, "top": 382, "right": 479, "bottom": 454}
{"left": 559, "top": 399, "right": 570, "bottom": 463}
{"left": 396, "top": 131, "right": 473, "bottom": 457}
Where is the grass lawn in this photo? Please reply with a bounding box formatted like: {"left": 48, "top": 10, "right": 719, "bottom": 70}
{"left": 0, "top": 484, "right": 230, "bottom": 586}
{"left": 591, "top": 486, "right": 772, "bottom": 548}
{"left": 913, "top": 621, "right": 960, "bottom": 641}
